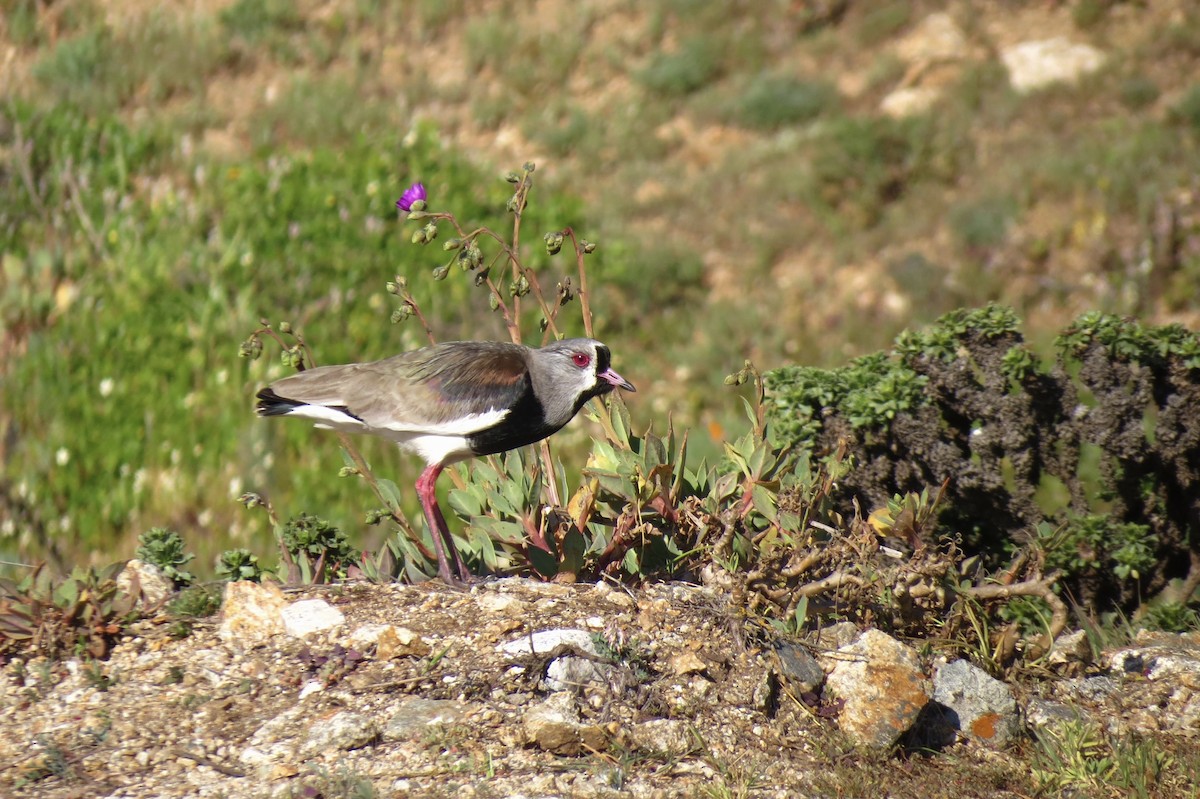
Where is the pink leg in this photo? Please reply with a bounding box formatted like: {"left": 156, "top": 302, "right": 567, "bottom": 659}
{"left": 416, "top": 463, "right": 471, "bottom": 584}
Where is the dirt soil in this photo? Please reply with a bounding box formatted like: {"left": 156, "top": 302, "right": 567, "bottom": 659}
{"left": 2, "top": 578, "right": 1196, "bottom": 798}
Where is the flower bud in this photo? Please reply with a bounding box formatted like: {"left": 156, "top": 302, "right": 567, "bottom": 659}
{"left": 474, "top": 267, "right": 490, "bottom": 287}
{"left": 504, "top": 171, "right": 521, "bottom": 184}
{"left": 557, "top": 279, "right": 574, "bottom": 305}
{"left": 524, "top": 162, "right": 536, "bottom": 173}
{"left": 432, "top": 264, "right": 451, "bottom": 281}
{"left": 581, "top": 239, "right": 597, "bottom": 253}
{"left": 406, "top": 210, "right": 428, "bottom": 221}
{"left": 338, "top": 466, "right": 359, "bottom": 478}
{"left": 443, "top": 237, "right": 462, "bottom": 251}
{"left": 544, "top": 231, "right": 564, "bottom": 255}
{"left": 489, "top": 293, "right": 500, "bottom": 311}
{"left": 411, "top": 228, "right": 426, "bottom": 245}
{"left": 409, "top": 199, "right": 426, "bottom": 213}
{"left": 238, "top": 337, "right": 263, "bottom": 360}
{"left": 279, "top": 321, "right": 292, "bottom": 334}
{"left": 386, "top": 281, "right": 399, "bottom": 294}
{"left": 422, "top": 222, "right": 438, "bottom": 242}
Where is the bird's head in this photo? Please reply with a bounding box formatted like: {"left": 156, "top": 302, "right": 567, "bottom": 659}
{"left": 536, "top": 338, "right": 636, "bottom": 410}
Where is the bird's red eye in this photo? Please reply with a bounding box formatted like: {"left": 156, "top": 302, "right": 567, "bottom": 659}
{"left": 572, "top": 352, "right": 591, "bottom": 368}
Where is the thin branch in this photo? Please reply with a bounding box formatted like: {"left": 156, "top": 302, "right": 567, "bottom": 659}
{"left": 397, "top": 289, "right": 438, "bottom": 347}
{"left": 62, "top": 162, "right": 107, "bottom": 256}
{"left": 961, "top": 571, "right": 1068, "bottom": 644}
{"left": 563, "top": 228, "right": 595, "bottom": 339}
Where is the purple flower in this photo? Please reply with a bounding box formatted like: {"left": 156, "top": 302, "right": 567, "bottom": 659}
{"left": 396, "top": 182, "right": 427, "bottom": 213}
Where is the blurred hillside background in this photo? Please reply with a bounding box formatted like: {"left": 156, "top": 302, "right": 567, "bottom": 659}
{"left": 3, "top": 0, "right": 1200, "bottom": 573}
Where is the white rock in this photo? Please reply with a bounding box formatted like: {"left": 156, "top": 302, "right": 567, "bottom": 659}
{"left": 280, "top": 598, "right": 345, "bottom": 638}
{"left": 498, "top": 628, "right": 610, "bottom": 691}
{"left": 823, "top": 629, "right": 930, "bottom": 749}
{"left": 881, "top": 86, "right": 942, "bottom": 118}
{"left": 1001, "top": 38, "right": 1106, "bottom": 93}
{"left": 933, "top": 659, "right": 1020, "bottom": 746}
{"left": 218, "top": 581, "right": 288, "bottom": 644}
{"left": 298, "top": 680, "right": 324, "bottom": 700}
{"left": 894, "top": 13, "right": 970, "bottom": 63}
{"left": 497, "top": 628, "right": 597, "bottom": 657}
{"left": 117, "top": 559, "right": 175, "bottom": 607}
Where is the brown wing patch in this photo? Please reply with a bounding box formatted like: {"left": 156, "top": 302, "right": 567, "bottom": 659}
{"left": 440, "top": 347, "right": 526, "bottom": 389}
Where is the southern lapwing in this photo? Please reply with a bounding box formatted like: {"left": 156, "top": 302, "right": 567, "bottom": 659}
{"left": 255, "top": 338, "right": 635, "bottom": 584}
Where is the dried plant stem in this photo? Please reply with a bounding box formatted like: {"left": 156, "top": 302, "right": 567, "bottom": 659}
{"left": 252, "top": 323, "right": 317, "bottom": 372}
{"left": 398, "top": 290, "right": 438, "bottom": 347}
{"left": 508, "top": 176, "right": 530, "bottom": 325}
{"left": 962, "top": 571, "right": 1068, "bottom": 645}
{"left": 63, "top": 163, "right": 106, "bottom": 256}
{"left": 14, "top": 124, "right": 49, "bottom": 219}
{"left": 334, "top": 432, "right": 431, "bottom": 559}
{"left": 563, "top": 228, "right": 595, "bottom": 339}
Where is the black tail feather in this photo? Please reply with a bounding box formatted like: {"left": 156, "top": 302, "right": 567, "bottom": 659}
{"left": 256, "top": 387, "right": 302, "bottom": 417}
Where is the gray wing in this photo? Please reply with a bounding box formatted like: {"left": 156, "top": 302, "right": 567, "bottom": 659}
{"left": 258, "top": 342, "right": 531, "bottom": 432}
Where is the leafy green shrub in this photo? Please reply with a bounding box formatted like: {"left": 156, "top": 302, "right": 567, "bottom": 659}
{"left": 765, "top": 349, "right": 932, "bottom": 445}
{"left": 1118, "top": 75, "right": 1160, "bottom": 110}
{"left": 637, "top": 36, "right": 723, "bottom": 97}
{"left": 1140, "top": 601, "right": 1200, "bottom": 633}
{"left": 765, "top": 305, "right": 1200, "bottom": 612}
{"left": 1039, "top": 516, "right": 1156, "bottom": 581}
{"left": 0, "top": 564, "right": 139, "bottom": 660}
{"left": 219, "top": 0, "right": 307, "bottom": 64}
{"left": 728, "top": 74, "right": 839, "bottom": 130}
{"left": 32, "top": 29, "right": 127, "bottom": 112}
{"left": 216, "top": 548, "right": 266, "bottom": 582}
{"left": 135, "top": 527, "right": 195, "bottom": 586}
{"left": 168, "top": 584, "right": 223, "bottom": 618}
{"left": 800, "top": 114, "right": 954, "bottom": 231}
{"left": 1072, "top": 0, "right": 1114, "bottom": 29}
{"left": 279, "top": 514, "right": 356, "bottom": 583}
{"left": 857, "top": 3, "right": 911, "bottom": 47}
{"left": 1171, "top": 83, "right": 1200, "bottom": 132}
{"left": 948, "top": 195, "right": 1017, "bottom": 251}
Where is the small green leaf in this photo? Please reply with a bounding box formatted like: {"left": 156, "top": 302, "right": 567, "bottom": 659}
{"left": 751, "top": 484, "right": 778, "bottom": 523}
{"left": 376, "top": 479, "right": 403, "bottom": 512}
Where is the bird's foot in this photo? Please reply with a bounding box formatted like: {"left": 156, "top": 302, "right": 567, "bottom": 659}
{"left": 433, "top": 567, "right": 478, "bottom": 591}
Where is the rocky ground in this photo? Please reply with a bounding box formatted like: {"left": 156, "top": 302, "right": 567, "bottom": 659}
{"left": 2, "top": 574, "right": 1199, "bottom": 798}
